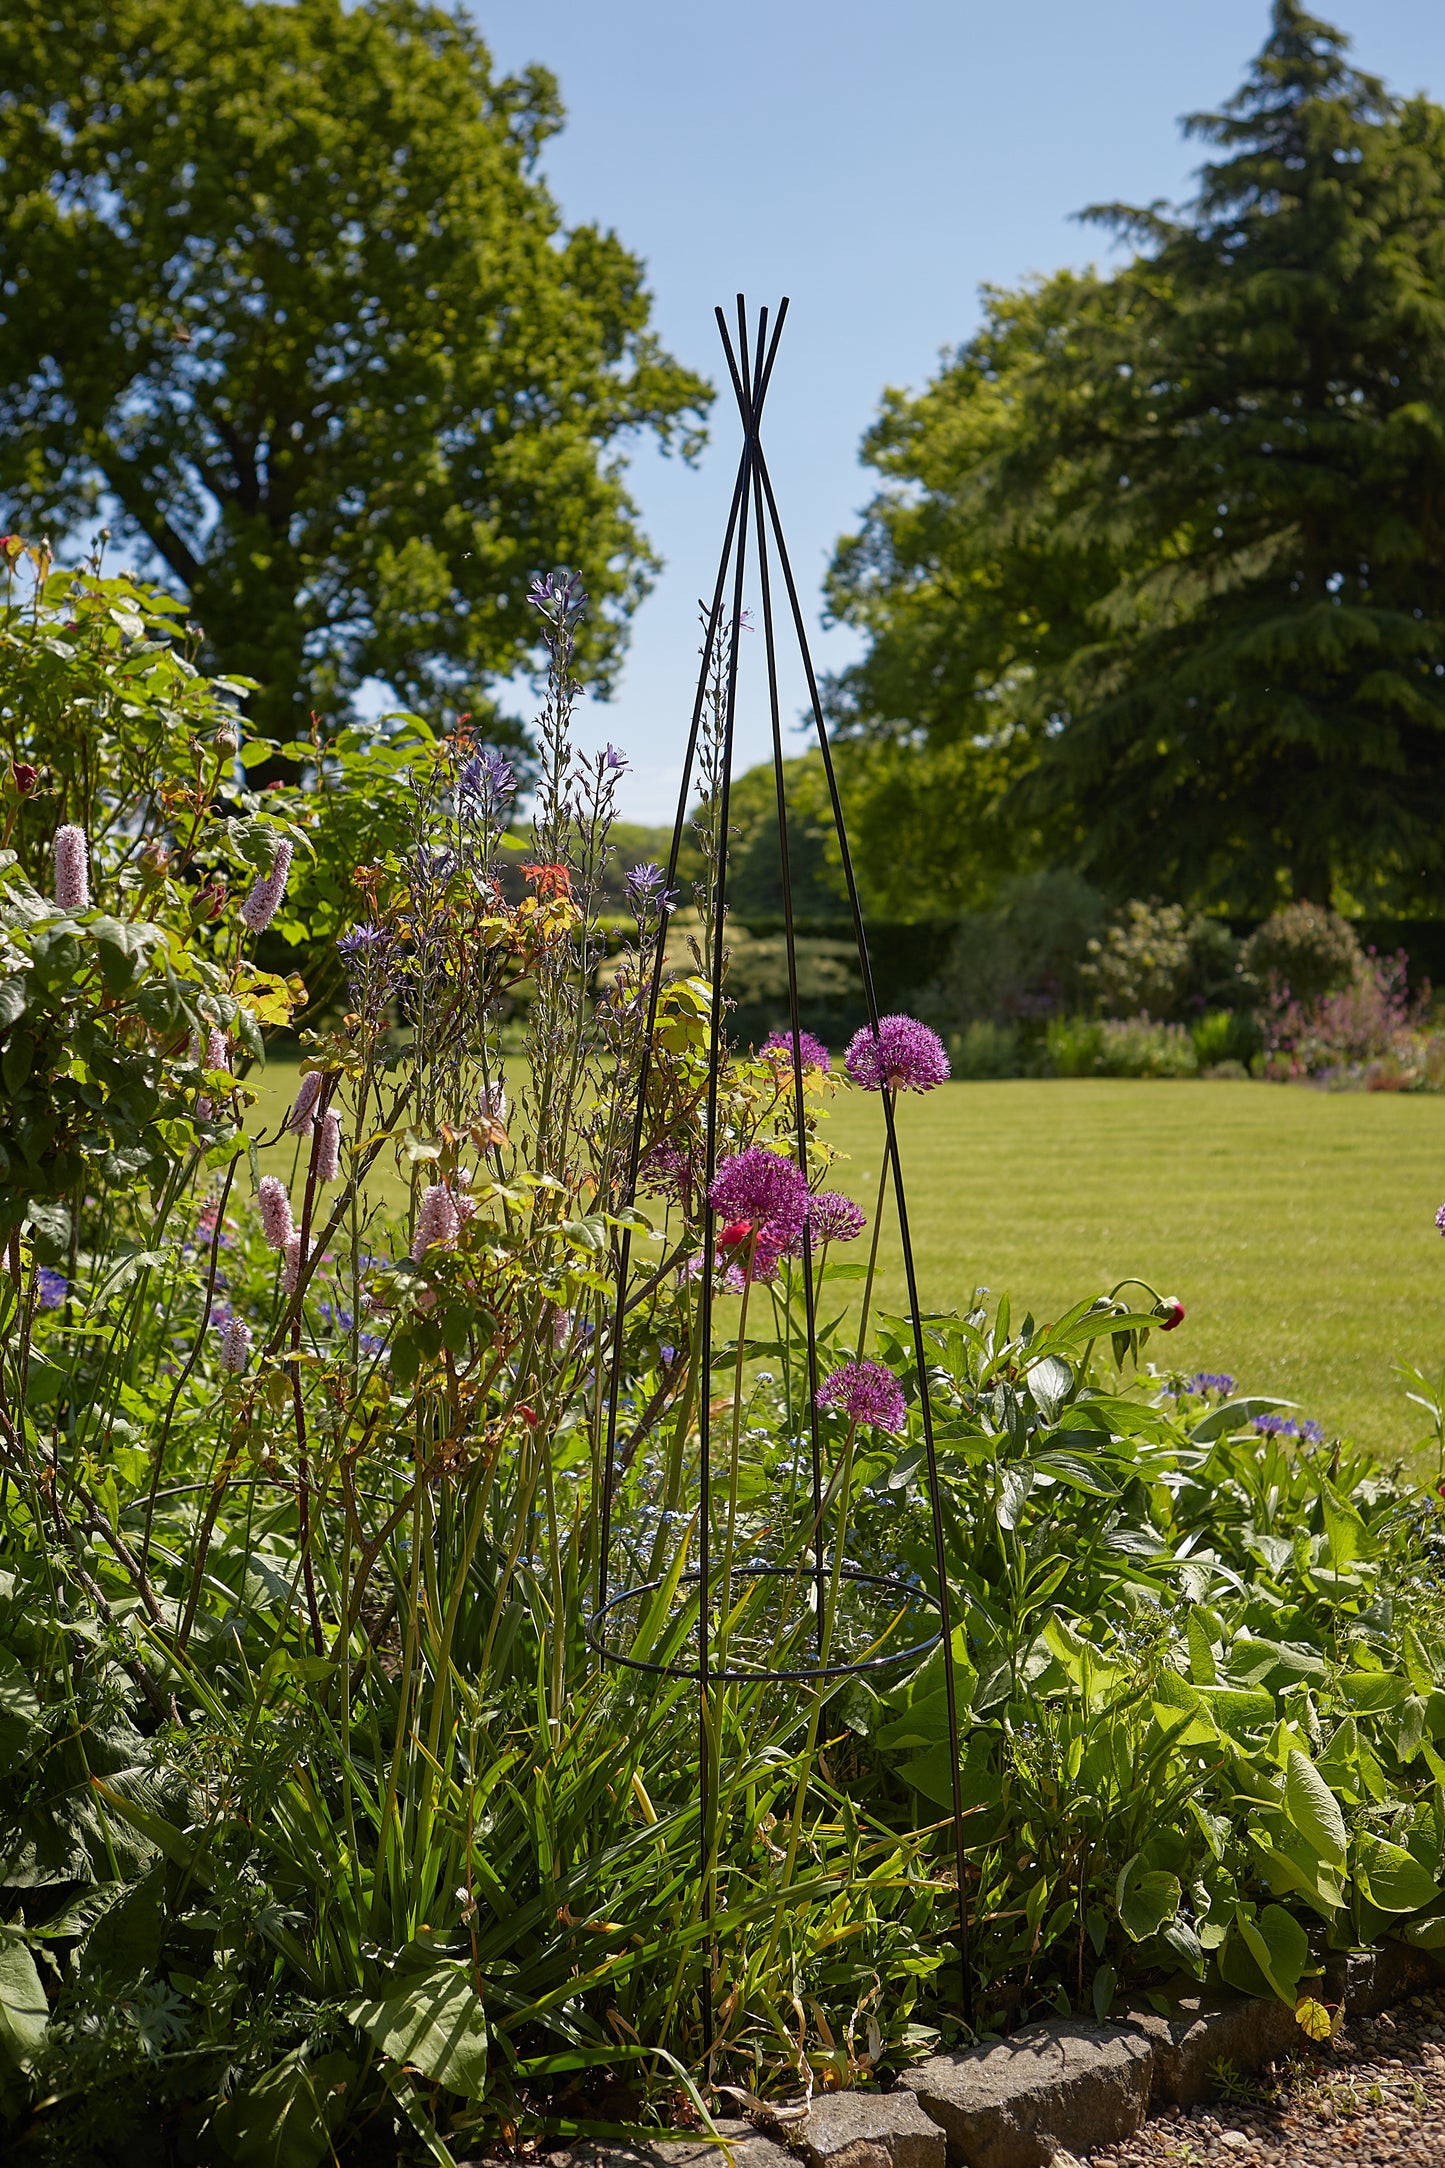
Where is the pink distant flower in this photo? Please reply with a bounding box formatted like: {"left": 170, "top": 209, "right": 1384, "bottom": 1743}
{"left": 205, "top": 1026, "right": 229, "bottom": 1072}
{"left": 219, "top": 1318, "right": 252, "bottom": 1375}
{"left": 239, "top": 838, "right": 293, "bottom": 934}
{"left": 817, "top": 1359, "right": 907, "bottom": 1433}
{"left": 762, "top": 1029, "right": 831, "bottom": 1074}
{"left": 412, "top": 1183, "right": 461, "bottom": 1261}
{"left": 844, "top": 1015, "right": 950, "bottom": 1094}
{"left": 318, "top": 1107, "right": 342, "bottom": 1183}
{"left": 257, "top": 1176, "right": 295, "bottom": 1252}
{"left": 1435, "top": 1202, "right": 1445, "bottom": 1237}
{"left": 53, "top": 824, "right": 90, "bottom": 912}
{"left": 287, "top": 1069, "right": 323, "bottom": 1136}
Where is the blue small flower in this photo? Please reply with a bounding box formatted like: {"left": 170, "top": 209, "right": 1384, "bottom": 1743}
{"left": 37, "top": 1268, "right": 67, "bottom": 1311}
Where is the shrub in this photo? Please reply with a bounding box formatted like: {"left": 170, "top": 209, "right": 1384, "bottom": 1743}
{"left": 923, "top": 870, "right": 1107, "bottom": 1033}
{"left": 950, "top": 1018, "right": 1021, "bottom": 1078}
{"left": 1244, "top": 901, "right": 1364, "bottom": 1007}
{"left": 1047, "top": 1013, "right": 1198, "bottom": 1077}
{"left": 1082, "top": 900, "right": 1249, "bottom": 1022}
{"left": 1192, "top": 1007, "right": 1260, "bottom": 1069}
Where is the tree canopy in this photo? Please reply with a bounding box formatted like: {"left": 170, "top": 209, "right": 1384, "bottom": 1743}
{"left": 826, "top": 3, "right": 1445, "bottom": 914}
{"left": 0, "top": 0, "right": 710, "bottom": 747}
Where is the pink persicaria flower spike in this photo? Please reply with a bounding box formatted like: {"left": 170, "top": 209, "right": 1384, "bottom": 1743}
{"left": 844, "top": 1014, "right": 950, "bottom": 1094}
{"left": 286, "top": 1068, "right": 323, "bottom": 1136}
{"left": 219, "top": 1318, "right": 253, "bottom": 1375}
{"left": 761, "top": 1029, "right": 831, "bottom": 1074}
{"left": 282, "top": 1231, "right": 307, "bottom": 1294}
{"left": 318, "top": 1107, "right": 342, "bottom": 1183}
{"left": 816, "top": 1359, "right": 907, "bottom": 1434}
{"left": 257, "top": 1175, "right": 295, "bottom": 1252}
{"left": 411, "top": 1182, "right": 461, "bottom": 1261}
{"left": 205, "top": 1026, "right": 229, "bottom": 1072}
{"left": 53, "top": 823, "right": 90, "bottom": 912}
{"left": 239, "top": 837, "right": 293, "bottom": 934}
{"left": 707, "top": 1145, "right": 810, "bottom": 1246}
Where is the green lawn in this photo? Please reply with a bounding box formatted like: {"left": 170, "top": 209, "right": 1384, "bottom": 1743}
{"left": 250, "top": 1063, "right": 1445, "bottom": 1457}
{"left": 824, "top": 1078, "right": 1445, "bottom": 1458}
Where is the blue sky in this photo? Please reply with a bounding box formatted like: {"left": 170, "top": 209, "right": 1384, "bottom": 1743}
{"left": 473, "top": 0, "right": 1445, "bottom": 822}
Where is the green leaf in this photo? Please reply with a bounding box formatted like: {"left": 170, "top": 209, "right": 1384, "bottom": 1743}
{"left": 210, "top": 2047, "right": 356, "bottom": 2168}
{"left": 1116, "top": 1856, "right": 1181, "bottom": 1942}
{"left": 1027, "top": 1353, "right": 1072, "bottom": 1420}
{"left": 1340, "top": 1670, "right": 1411, "bottom": 1712}
{"left": 0, "top": 1927, "right": 48, "bottom": 2072}
{"left": 1284, "top": 1749, "right": 1347, "bottom": 1867}
{"left": 347, "top": 1960, "right": 489, "bottom": 2099}
{"left": 996, "top": 1462, "right": 1034, "bottom": 1531}
{"left": 0, "top": 974, "right": 27, "bottom": 1028}
{"left": 1354, "top": 1835, "right": 1440, "bottom": 1915}
{"left": 1231, "top": 1903, "right": 1309, "bottom": 2004}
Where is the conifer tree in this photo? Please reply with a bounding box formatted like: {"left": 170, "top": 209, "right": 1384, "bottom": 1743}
{"left": 827, "top": 4, "right": 1445, "bottom": 911}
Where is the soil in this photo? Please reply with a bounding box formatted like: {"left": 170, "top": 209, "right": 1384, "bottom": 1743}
{"left": 1088, "top": 1986, "right": 1445, "bottom": 2166}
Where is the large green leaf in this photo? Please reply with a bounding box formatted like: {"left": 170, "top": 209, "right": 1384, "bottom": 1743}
{"left": 210, "top": 2048, "right": 356, "bottom": 2168}
{"left": 1116, "top": 1856, "right": 1181, "bottom": 1942}
{"left": 1354, "top": 1835, "right": 1440, "bottom": 1915}
{"left": 348, "top": 1960, "right": 489, "bottom": 2100}
{"left": 1227, "top": 1903, "right": 1309, "bottom": 2004}
{"left": 0, "top": 1927, "right": 48, "bottom": 2072}
{"left": 1284, "top": 1750, "right": 1346, "bottom": 1867}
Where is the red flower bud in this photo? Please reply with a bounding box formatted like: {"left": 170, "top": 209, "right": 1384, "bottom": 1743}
{"left": 518, "top": 1404, "right": 538, "bottom": 1429}
{"left": 717, "top": 1220, "right": 753, "bottom": 1249}
{"left": 1157, "top": 1296, "right": 1186, "bottom": 1332}
{"left": 11, "top": 762, "right": 38, "bottom": 795}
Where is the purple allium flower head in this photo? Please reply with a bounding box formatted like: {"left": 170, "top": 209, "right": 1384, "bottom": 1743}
{"left": 641, "top": 1139, "right": 692, "bottom": 1203}
{"left": 762, "top": 1029, "right": 831, "bottom": 1074}
{"left": 53, "top": 823, "right": 90, "bottom": 912}
{"left": 318, "top": 1107, "right": 342, "bottom": 1183}
{"left": 807, "top": 1190, "right": 866, "bottom": 1245}
{"left": 37, "top": 1267, "right": 68, "bottom": 1311}
{"left": 412, "top": 1182, "right": 461, "bottom": 1262}
{"left": 844, "top": 1015, "right": 950, "bottom": 1094}
{"left": 286, "top": 1069, "right": 323, "bottom": 1137}
{"left": 240, "top": 838, "right": 293, "bottom": 934}
{"left": 707, "top": 1146, "right": 810, "bottom": 1245}
{"left": 257, "top": 1175, "right": 295, "bottom": 1252}
{"left": 817, "top": 1359, "right": 907, "bottom": 1433}
{"left": 219, "top": 1317, "right": 253, "bottom": 1375}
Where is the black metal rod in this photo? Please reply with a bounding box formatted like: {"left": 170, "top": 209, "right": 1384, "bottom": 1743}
{"left": 746, "top": 405, "right": 977, "bottom": 2029}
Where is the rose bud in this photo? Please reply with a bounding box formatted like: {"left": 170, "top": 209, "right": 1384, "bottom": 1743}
{"left": 11, "top": 762, "right": 38, "bottom": 794}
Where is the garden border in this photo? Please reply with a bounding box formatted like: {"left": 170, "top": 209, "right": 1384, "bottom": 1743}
{"left": 560, "top": 1943, "right": 1443, "bottom": 2168}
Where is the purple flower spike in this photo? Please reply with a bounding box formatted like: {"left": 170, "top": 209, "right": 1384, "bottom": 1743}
{"left": 53, "top": 824, "right": 90, "bottom": 912}
{"left": 240, "top": 838, "right": 293, "bottom": 934}
{"left": 807, "top": 1191, "right": 866, "bottom": 1245}
{"left": 762, "top": 1029, "right": 831, "bottom": 1074}
{"left": 844, "top": 1015, "right": 950, "bottom": 1094}
{"left": 707, "top": 1146, "right": 810, "bottom": 1244}
{"left": 257, "top": 1176, "right": 295, "bottom": 1252}
{"left": 817, "top": 1359, "right": 907, "bottom": 1433}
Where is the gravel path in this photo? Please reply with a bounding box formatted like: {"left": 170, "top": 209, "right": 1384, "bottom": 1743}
{"left": 1088, "top": 1987, "right": 1445, "bottom": 2166}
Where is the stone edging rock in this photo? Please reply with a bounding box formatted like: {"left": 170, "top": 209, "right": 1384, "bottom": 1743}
{"left": 553, "top": 1941, "right": 1443, "bottom": 2168}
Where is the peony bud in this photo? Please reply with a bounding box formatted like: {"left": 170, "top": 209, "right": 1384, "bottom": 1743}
{"left": 1157, "top": 1296, "right": 1186, "bottom": 1332}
